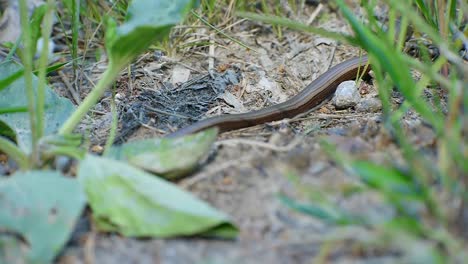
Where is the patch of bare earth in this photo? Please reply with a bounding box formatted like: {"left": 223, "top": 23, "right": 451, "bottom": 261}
{"left": 54, "top": 3, "right": 437, "bottom": 264}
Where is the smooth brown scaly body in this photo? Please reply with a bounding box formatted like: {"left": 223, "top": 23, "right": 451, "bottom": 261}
{"left": 169, "top": 56, "right": 370, "bottom": 137}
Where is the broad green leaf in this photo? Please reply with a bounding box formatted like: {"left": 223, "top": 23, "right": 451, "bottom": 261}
{"left": 0, "top": 66, "right": 23, "bottom": 92}
{"left": 0, "top": 62, "right": 66, "bottom": 93}
{"left": 0, "top": 61, "right": 75, "bottom": 152}
{"left": 106, "top": 128, "right": 217, "bottom": 179}
{"left": 0, "top": 171, "right": 86, "bottom": 264}
{"left": 106, "top": 0, "right": 199, "bottom": 69}
{"left": 78, "top": 155, "right": 238, "bottom": 238}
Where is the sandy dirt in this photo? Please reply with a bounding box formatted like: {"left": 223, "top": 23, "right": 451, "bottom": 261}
{"left": 37, "top": 2, "right": 440, "bottom": 264}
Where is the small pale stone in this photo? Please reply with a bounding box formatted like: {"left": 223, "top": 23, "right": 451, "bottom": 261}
{"left": 171, "top": 65, "right": 191, "bottom": 85}
{"left": 115, "top": 93, "right": 125, "bottom": 102}
{"left": 35, "top": 37, "right": 55, "bottom": 60}
{"left": 332, "top": 80, "right": 361, "bottom": 109}
{"left": 356, "top": 97, "right": 382, "bottom": 113}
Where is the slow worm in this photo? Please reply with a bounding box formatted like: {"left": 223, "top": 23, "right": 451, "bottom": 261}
{"left": 169, "top": 56, "right": 370, "bottom": 137}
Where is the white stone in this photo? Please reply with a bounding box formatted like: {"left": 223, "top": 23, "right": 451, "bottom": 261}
{"left": 332, "top": 80, "right": 361, "bottom": 109}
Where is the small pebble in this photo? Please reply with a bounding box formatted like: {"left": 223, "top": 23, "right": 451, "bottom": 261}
{"left": 356, "top": 97, "right": 382, "bottom": 113}
{"left": 332, "top": 80, "right": 361, "bottom": 109}
{"left": 114, "top": 92, "right": 125, "bottom": 103}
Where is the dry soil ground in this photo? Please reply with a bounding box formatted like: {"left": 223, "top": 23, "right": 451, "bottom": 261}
{"left": 47, "top": 2, "right": 439, "bottom": 264}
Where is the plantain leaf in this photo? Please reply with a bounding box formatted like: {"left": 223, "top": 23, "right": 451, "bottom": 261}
{"left": 0, "top": 171, "right": 86, "bottom": 264}
{"left": 78, "top": 155, "right": 238, "bottom": 238}
{"left": 0, "top": 61, "right": 75, "bottom": 152}
{"left": 106, "top": 0, "right": 199, "bottom": 70}
{"left": 106, "top": 128, "right": 217, "bottom": 179}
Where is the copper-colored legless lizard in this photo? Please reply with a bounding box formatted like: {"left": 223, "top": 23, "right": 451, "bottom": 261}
{"left": 169, "top": 56, "right": 371, "bottom": 137}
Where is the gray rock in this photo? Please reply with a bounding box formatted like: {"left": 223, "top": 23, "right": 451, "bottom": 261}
{"left": 332, "top": 80, "right": 361, "bottom": 109}
{"left": 356, "top": 97, "right": 382, "bottom": 113}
